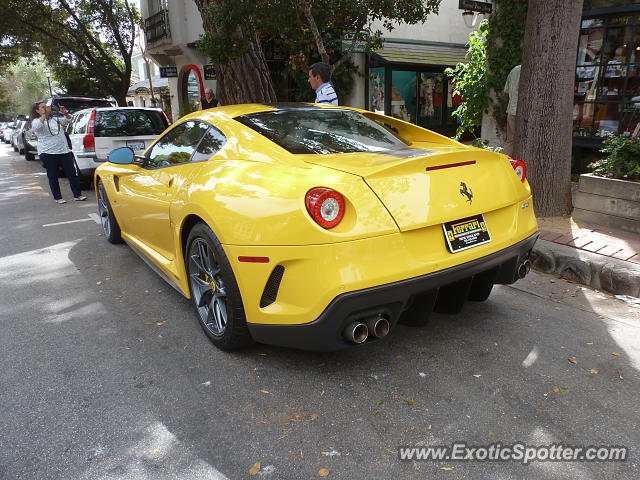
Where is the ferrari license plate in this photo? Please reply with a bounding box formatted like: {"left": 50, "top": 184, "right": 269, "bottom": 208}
{"left": 442, "top": 214, "right": 491, "bottom": 253}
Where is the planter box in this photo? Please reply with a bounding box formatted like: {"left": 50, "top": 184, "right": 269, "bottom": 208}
{"left": 573, "top": 174, "right": 640, "bottom": 234}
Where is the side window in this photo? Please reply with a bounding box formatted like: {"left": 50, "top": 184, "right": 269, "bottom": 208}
{"left": 190, "top": 127, "right": 227, "bottom": 162}
{"left": 72, "top": 113, "right": 89, "bottom": 134}
{"left": 146, "top": 120, "right": 209, "bottom": 168}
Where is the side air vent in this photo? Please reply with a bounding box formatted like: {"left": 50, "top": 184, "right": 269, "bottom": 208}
{"left": 260, "top": 265, "right": 285, "bottom": 308}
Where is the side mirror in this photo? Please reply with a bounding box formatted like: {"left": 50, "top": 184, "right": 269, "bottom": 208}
{"left": 107, "top": 147, "right": 135, "bottom": 164}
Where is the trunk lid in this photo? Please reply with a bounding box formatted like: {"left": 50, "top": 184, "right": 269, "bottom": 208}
{"left": 301, "top": 145, "right": 524, "bottom": 231}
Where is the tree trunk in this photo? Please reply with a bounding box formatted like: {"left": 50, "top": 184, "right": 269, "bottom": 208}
{"left": 514, "top": 0, "right": 583, "bottom": 217}
{"left": 194, "top": 0, "right": 277, "bottom": 105}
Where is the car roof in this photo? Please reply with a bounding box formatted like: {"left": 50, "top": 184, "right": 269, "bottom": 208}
{"left": 48, "top": 96, "right": 112, "bottom": 102}
{"left": 182, "top": 102, "right": 349, "bottom": 122}
{"left": 72, "top": 107, "right": 164, "bottom": 114}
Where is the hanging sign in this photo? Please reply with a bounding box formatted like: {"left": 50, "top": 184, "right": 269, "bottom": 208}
{"left": 458, "top": 0, "right": 492, "bottom": 14}
{"left": 203, "top": 65, "right": 217, "bottom": 80}
{"left": 160, "top": 66, "right": 178, "bottom": 78}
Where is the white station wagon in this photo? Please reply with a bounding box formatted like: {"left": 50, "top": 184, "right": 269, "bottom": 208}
{"left": 68, "top": 107, "right": 170, "bottom": 179}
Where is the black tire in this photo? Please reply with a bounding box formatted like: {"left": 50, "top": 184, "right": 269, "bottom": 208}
{"left": 25, "top": 151, "right": 35, "bottom": 161}
{"left": 186, "top": 223, "right": 253, "bottom": 351}
{"left": 97, "top": 180, "right": 122, "bottom": 244}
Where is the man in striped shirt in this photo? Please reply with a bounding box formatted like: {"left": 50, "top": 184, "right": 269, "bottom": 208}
{"left": 308, "top": 62, "right": 338, "bottom": 105}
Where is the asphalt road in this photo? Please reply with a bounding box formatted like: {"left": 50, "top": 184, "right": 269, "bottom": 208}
{"left": 1, "top": 144, "right": 639, "bottom": 480}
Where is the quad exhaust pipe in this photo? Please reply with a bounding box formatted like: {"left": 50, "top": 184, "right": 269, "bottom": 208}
{"left": 517, "top": 259, "right": 531, "bottom": 279}
{"left": 343, "top": 315, "right": 390, "bottom": 344}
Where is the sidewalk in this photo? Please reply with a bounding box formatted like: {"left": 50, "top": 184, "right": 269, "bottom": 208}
{"left": 531, "top": 216, "right": 640, "bottom": 298}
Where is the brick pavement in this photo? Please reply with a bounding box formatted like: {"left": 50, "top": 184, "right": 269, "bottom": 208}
{"left": 537, "top": 217, "right": 640, "bottom": 265}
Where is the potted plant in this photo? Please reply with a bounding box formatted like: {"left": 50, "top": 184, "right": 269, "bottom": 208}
{"left": 573, "top": 135, "right": 640, "bottom": 234}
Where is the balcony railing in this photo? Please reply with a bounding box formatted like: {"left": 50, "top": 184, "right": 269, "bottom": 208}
{"left": 144, "top": 9, "right": 170, "bottom": 43}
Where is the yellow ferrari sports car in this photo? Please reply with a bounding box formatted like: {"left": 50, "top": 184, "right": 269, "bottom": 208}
{"left": 96, "top": 103, "right": 538, "bottom": 351}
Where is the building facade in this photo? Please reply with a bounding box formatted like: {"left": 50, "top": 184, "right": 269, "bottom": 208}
{"left": 141, "top": 0, "right": 216, "bottom": 121}
{"left": 140, "top": 0, "right": 476, "bottom": 128}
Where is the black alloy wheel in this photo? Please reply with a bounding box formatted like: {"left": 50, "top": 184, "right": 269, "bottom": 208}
{"left": 186, "top": 223, "right": 252, "bottom": 351}
{"left": 97, "top": 180, "right": 122, "bottom": 244}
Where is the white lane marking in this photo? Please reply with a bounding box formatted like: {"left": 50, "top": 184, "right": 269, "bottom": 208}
{"left": 43, "top": 215, "right": 99, "bottom": 227}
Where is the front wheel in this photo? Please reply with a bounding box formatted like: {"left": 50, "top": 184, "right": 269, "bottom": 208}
{"left": 97, "top": 180, "right": 122, "bottom": 244}
{"left": 186, "top": 223, "right": 253, "bottom": 351}
{"left": 25, "top": 151, "right": 35, "bottom": 161}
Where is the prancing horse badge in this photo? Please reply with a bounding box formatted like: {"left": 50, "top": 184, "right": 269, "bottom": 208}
{"left": 459, "top": 182, "right": 473, "bottom": 204}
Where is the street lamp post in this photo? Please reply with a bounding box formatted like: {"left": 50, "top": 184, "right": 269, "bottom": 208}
{"left": 43, "top": 68, "right": 53, "bottom": 96}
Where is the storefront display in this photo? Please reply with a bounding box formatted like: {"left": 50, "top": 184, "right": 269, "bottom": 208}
{"left": 574, "top": 10, "right": 640, "bottom": 142}
{"left": 367, "top": 64, "right": 459, "bottom": 135}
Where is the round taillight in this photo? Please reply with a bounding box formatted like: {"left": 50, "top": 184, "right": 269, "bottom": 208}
{"left": 509, "top": 158, "right": 527, "bottom": 182}
{"left": 305, "top": 187, "right": 345, "bottom": 229}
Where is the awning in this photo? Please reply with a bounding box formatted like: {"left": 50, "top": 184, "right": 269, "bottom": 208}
{"left": 372, "top": 40, "right": 468, "bottom": 66}
{"left": 127, "top": 76, "right": 169, "bottom": 96}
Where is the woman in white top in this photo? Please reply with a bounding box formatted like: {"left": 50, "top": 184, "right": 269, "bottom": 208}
{"left": 30, "top": 101, "right": 86, "bottom": 204}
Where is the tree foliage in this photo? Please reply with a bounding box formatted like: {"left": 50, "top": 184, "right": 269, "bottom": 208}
{"left": 196, "top": 0, "right": 442, "bottom": 104}
{"left": 0, "top": 0, "right": 139, "bottom": 105}
{"left": 445, "top": 20, "right": 490, "bottom": 139}
{"left": 0, "top": 57, "right": 50, "bottom": 118}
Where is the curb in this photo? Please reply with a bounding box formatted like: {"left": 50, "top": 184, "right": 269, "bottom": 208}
{"left": 531, "top": 239, "right": 640, "bottom": 297}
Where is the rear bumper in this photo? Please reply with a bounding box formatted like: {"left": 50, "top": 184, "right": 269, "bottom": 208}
{"left": 247, "top": 232, "right": 538, "bottom": 351}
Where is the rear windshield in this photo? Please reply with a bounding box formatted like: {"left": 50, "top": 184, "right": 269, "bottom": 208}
{"left": 235, "top": 108, "right": 408, "bottom": 154}
{"left": 53, "top": 99, "right": 114, "bottom": 113}
{"left": 94, "top": 110, "right": 168, "bottom": 137}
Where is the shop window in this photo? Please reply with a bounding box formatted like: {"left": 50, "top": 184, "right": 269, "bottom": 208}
{"left": 574, "top": 13, "right": 640, "bottom": 140}
{"left": 369, "top": 67, "right": 385, "bottom": 113}
{"left": 417, "top": 73, "right": 444, "bottom": 127}
{"left": 390, "top": 71, "right": 417, "bottom": 123}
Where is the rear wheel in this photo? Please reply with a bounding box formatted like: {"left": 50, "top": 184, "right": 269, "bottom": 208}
{"left": 97, "top": 180, "right": 122, "bottom": 244}
{"left": 186, "top": 223, "right": 253, "bottom": 351}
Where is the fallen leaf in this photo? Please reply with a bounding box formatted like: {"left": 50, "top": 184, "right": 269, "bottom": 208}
{"left": 96, "top": 281, "right": 102, "bottom": 286}
{"left": 551, "top": 386, "right": 570, "bottom": 393}
{"left": 588, "top": 369, "right": 599, "bottom": 374}
{"left": 155, "top": 321, "right": 166, "bottom": 326}
{"left": 440, "top": 466, "right": 455, "bottom": 471}
{"left": 550, "top": 279, "right": 556, "bottom": 283}
{"left": 152, "top": 448, "right": 160, "bottom": 453}
{"left": 619, "top": 375, "right": 624, "bottom": 380}
{"left": 248, "top": 461, "right": 261, "bottom": 475}
{"left": 260, "top": 389, "right": 271, "bottom": 394}
{"left": 318, "top": 468, "right": 330, "bottom": 477}
{"left": 472, "top": 374, "right": 482, "bottom": 378}
{"left": 611, "top": 352, "right": 621, "bottom": 357}
{"left": 568, "top": 357, "right": 578, "bottom": 365}
{"left": 320, "top": 390, "right": 325, "bottom": 396}
{"left": 371, "top": 409, "right": 379, "bottom": 415}
{"left": 406, "top": 399, "right": 414, "bottom": 405}
{"left": 586, "top": 342, "right": 593, "bottom": 345}
{"left": 427, "top": 425, "right": 432, "bottom": 430}
{"left": 375, "top": 400, "right": 384, "bottom": 406}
